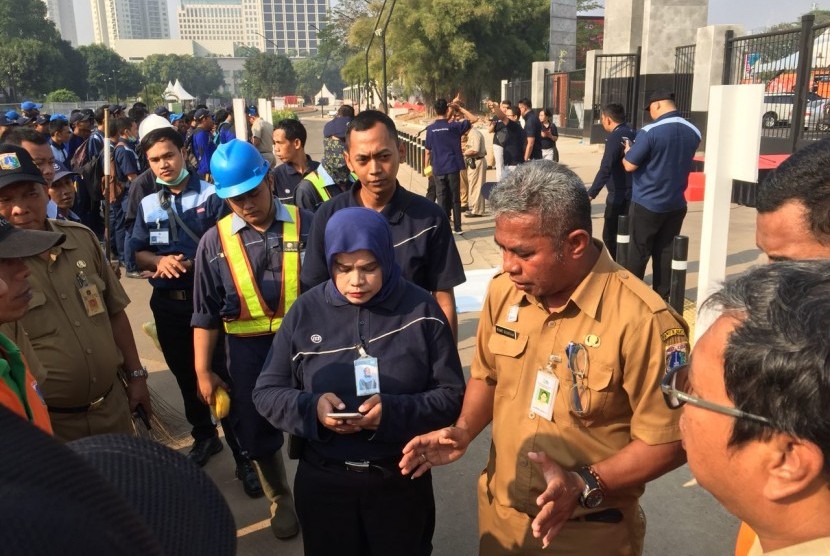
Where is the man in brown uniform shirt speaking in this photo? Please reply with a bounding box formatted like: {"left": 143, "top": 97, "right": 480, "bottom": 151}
{"left": 401, "top": 160, "right": 687, "bottom": 555}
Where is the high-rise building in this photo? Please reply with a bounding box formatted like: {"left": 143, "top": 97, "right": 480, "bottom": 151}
{"left": 242, "top": 0, "right": 329, "bottom": 57}
{"left": 178, "top": 0, "right": 246, "bottom": 43}
{"left": 90, "top": 0, "right": 171, "bottom": 46}
{"left": 43, "top": 0, "right": 78, "bottom": 46}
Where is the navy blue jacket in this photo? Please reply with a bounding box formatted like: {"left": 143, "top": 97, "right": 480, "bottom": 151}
{"left": 253, "top": 278, "right": 465, "bottom": 461}
{"left": 587, "top": 123, "right": 636, "bottom": 206}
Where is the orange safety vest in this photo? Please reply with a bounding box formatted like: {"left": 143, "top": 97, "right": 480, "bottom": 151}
{"left": 217, "top": 206, "right": 301, "bottom": 336}
{"left": 0, "top": 334, "right": 52, "bottom": 434}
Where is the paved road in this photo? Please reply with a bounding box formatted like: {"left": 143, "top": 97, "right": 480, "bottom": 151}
{"left": 121, "top": 112, "right": 756, "bottom": 555}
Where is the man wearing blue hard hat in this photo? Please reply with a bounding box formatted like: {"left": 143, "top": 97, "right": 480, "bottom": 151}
{"left": 192, "top": 138, "right": 313, "bottom": 541}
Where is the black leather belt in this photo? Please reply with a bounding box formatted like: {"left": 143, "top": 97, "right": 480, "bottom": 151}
{"left": 302, "top": 448, "right": 401, "bottom": 478}
{"left": 160, "top": 289, "right": 191, "bottom": 301}
{"left": 570, "top": 508, "right": 623, "bottom": 524}
{"left": 48, "top": 383, "right": 114, "bottom": 414}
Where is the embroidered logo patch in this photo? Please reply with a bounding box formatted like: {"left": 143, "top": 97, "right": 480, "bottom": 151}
{"left": 0, "top": 153, "right": 20, "bottom": 170}
{"left": 310, "top": 334, "right": 322, "bottom": 344}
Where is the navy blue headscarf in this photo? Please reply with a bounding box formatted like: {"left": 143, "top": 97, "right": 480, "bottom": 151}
{"left": 324, "top": 207, "right": 402, "bottom": 306}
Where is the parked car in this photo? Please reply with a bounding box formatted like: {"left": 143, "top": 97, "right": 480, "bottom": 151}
{"left": 762, "top": 92, "right": 826, "bottom": 128}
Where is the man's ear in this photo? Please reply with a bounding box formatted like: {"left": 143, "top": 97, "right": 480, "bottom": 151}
{"left": 397, "top": 140, "right": 406, "bottom": 162}
{"left": 762, "top": 433, "right": 826, "bottom": 502}
{"left": 564, "top": 229, "right": 592, "bottom": 259}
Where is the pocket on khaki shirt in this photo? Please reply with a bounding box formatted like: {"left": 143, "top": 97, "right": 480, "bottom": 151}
{"left": 488, "top": 333, "right": 528, "bottom": 400}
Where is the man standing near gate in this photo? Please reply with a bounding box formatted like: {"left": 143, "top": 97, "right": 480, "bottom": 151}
{"left": 623, "top": 90, "right": 699, "bottom": 299}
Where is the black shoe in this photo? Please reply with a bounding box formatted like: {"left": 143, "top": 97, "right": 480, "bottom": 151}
{"left": 460, "top": 205, "right": 469, "bottom": 212}
{"left": 187, "top": 436, "right": 223, "bottom": 467}
{"left": 236, "top": 459, "right": 264, "bottom": 498}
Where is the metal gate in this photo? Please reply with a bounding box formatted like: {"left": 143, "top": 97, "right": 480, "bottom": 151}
{"left": 504, "top": 78, "right": 531, "bottom": 104}
{"left": 591, "top": 52, "right": 640, "bottom": 142}
{"left": 674, "top": 44, "right": 696, "bottom": 118}
{"left": 543, "top": 69, "right": 586, "bottom": 134}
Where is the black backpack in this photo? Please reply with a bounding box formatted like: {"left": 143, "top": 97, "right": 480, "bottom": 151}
{"left": 70, "top": 134, "right": 104, "bottom": 209}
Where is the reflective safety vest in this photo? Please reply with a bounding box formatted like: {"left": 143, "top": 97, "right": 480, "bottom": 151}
{"left": 0, "top": 334, "right": 52, "bottom": 434}
{"left": 307, "top": 171, "right": 331, "bottom": 203}
{"left": 217, "top": 205, "right": 301, "bottom": 336}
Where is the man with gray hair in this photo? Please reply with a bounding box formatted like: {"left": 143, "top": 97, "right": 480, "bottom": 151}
{"left": 401, "top": 160, "right": 687, "bottom": 555}
{"left": 664, "top": 260, "right": 830, "bottom": 555}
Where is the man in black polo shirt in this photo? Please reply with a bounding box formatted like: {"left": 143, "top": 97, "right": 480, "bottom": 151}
{"left": 270, "top": 119, "right": 320, "bottom": 205}
{"left": 300, "top": 110, "right": 466, "bottom": 340}
{"left": 517, "top": 98, "right": 542, "bottom": 161}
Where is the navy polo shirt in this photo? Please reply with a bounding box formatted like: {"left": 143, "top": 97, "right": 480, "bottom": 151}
{"left": 253, "top": 277, "right": 465, "bottom": 462}
{"left": 130, "top": 171, "right": 226, "bottom": 289}
{"left": 191, "top": 128, "right": 215, "bottom": 176}
{"left": 300, "top": 182, "right": 466, "bottom": 293}
{"left": 114, "top": 141, "right": 139, "bottom": 183}
{"left": 522, "top": 110, "right": 543, "bottom": 160}
{"left": 624, "top": 110, "right": 701, "bottom": 213}
{"left": 191, "top": 202, "right": 314, "bottom": 330}
{"left": 270, "top": 156, "right": 320, "bottom": 204}
{"left": 495, "top": 120, "right": 525, "bottom": 166}
{"left": 425, "top": 118, "right": 470, "bottom": 175}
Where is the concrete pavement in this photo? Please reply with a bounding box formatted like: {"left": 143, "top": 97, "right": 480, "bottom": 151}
{"left": 119, "top": 113, "right": 760, "bottom": 554}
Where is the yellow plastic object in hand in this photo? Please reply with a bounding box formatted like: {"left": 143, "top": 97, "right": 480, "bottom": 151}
{"left": 211, "top": 386, "right": 231, "bottom": 420}
{"left": 424, "top": 165, "right": 433, "bottom": 177}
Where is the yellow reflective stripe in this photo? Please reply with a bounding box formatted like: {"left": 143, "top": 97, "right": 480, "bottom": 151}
{"left": 307, "top": 172, "right": 331, "bottom": 201}
{"left": 217, "top": 207, "right": 302, "bottom": 336}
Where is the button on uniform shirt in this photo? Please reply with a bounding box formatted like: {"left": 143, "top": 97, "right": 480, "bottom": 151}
{"left": 270, "top": 157, "right": 320, "bottom": 205}
{"left": 20, "top": 220, "right": 133, "bottom": 437}
{"left": 301, "top": 183, "right": 466, "bottom": 293}
{"left": 425, "top": 118, "right": 470, "bottom": 176}
{"left": 131, "top": 171, "right": 225, "bottom": 290}
{"left": 473, "top": 242, "right": 685, "bottom": 516}
{"left": 624, "top": 110, "right": 701, "bottom": 213}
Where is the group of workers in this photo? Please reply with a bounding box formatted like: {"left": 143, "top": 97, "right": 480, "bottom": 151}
{"left": 0, "top": 91, "right": 828, "bottom": 556}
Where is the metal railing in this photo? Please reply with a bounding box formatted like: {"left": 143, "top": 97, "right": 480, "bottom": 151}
{"left": 398, "top": 129, "right": 426, "bottom": 174}
{"left": 674, "top": 44, "right": 696, "bottom": 119}
{"left": 503, "top": 78, "right": 531, "bottom": 104}
{"left": 593, "top": 52, "right": 640, "bottom": 129}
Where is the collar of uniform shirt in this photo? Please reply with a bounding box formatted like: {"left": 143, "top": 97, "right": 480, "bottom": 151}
{"left": 229, "top": 202, "right": 294, "bottom": 235}
{"left": 348, "top": 180, "right": 409, "bottom": 225}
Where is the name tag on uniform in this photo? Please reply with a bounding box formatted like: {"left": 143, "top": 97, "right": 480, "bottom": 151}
{"left": 531, "top": 371, "right": 558, "bottom": 420}
{"left": 79, "top": 284, "right": 105, "bottom": 317}
{"left": 150, "top": 230, "right": 170, "bottom": 245}
{"left": 495, "top": 325, "right": 517, "bottom": 339}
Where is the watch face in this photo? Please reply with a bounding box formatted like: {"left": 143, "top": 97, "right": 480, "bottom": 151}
{"left": 583, "top": 490, "right": 603, "bottom": 509}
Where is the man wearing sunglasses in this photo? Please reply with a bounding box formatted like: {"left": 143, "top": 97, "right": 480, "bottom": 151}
{"left": 665, "top": 261, "right": 830, "bottom": 555}
{"left": 402, "top": 160, "right": 688, "bottom": 555}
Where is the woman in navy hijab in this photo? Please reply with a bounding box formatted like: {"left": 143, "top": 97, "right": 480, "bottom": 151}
{"left": 254, "top": 207, "right": 465, "bottom": 556}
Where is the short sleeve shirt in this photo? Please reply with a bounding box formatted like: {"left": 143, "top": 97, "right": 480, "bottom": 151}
{"left": 114, "top": 142, "right": 139, "bottom": 183}
{"left": 522, "top": 110, "right": 543, "bottom": 160}
{"left": 21, "top": 219, "right": 131, "bottom": 407}
{"left": 472, "top": 242, "right": 686, "bottom": 515}
{"left": 271, "top": 157, "right": 320, "bottom": 204}
{"left": 251, "top": 117, "right": 274, "bottom": 155}
{"left": 425, "top": 118, "right": 470, "bottom": 175}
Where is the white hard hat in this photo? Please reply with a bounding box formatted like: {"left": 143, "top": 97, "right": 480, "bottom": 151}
{"left": 138, "top": 114, "right": 174, "bottom": 139}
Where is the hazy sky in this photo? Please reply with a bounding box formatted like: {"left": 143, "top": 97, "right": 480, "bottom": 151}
{"left": 72, "top": 0, "right": 825, "bottom": 45}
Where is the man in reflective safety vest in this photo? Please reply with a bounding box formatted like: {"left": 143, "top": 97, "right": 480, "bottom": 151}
{"left": 192, "top": 139, "right": 314, "bottom": 541}
{"left": 293, "top": 163, "right": 345, "bottom": 212}
{"left": 0, "top": 215, "right": 64, "bottom": 434}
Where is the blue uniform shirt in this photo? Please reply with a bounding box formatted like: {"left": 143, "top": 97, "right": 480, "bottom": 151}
{"left": 270, "top": 157, "right": 319, "bottom": 204}
{"left": 587, "top": 122, "right": 637, "bottom": 206}
{"left": 217, "top": 122, "right": 235, "bottom": 144}
{"left": 191, "top": 128, "right": 216, "bottom": 177}
{"left": 114, "top": 141, "right": 139, "bottom": 183}
{"left": 300, "top": 182, "right": 466, "bottom": 293}
{"left": 253, "top": 278, "right": 465, "bottom": 462}
{"left": 425, "top": 118, "right": 470, "bottom": 175}
{"left": 131, "top": 171, "right": 225, "bottom": 289}
{"left": 191, "top": 202, "right": 314, "bottom": 330}
{"left": 624, "top": 110, "right": 701, "bottom": 213}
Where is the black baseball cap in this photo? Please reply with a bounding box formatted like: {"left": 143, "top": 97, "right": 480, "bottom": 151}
{"left": 0, "top": 144, "right": 45, "bottom": 189}
{"left": 0, "top": 215, "right": 64, "bottom": 258}
{"left": 644, "top": 89, "right": 675, "bottom": 110}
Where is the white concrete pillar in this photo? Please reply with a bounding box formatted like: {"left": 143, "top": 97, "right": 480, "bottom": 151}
{"left": 691, "top": 24, "right": 745, "bottom": 114}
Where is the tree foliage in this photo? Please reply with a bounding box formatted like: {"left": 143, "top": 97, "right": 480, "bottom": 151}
{"left": 46, "top": 88, "right": 81, "bottom": 102}
{"left": 139, "top": 54, "right": 224, "bottom": 101}
{"left": 294, "top": 25, "right": 348, "bottom": 98}
{"left": 242, "top": 53, "right": 297, "bottom": 97}
{"left": 78, "top": 44, "right": 142, "bottom": 101}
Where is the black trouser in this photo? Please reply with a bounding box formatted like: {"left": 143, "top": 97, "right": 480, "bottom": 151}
{"left": 435, "top": 172, "right": 462, "bottom": 232}
{"left": 211, "top": 335, "right": 247, "bottom": 465}
{"left": 603, "top": 200, "right": 630, "bottom": 261}
{"left": 626, "top": 202, "right": 687, "bottom": 300}
{"left": 295, "top": 454, "right": 435, "bottom": 556}
{"left": 425, "top": 175, "right": 436, "bottom": 202}
{"left": 150, "top": 290, "right": 217, "bottom": 442}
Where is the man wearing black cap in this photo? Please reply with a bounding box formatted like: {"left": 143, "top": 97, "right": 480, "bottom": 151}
{"left": 622, "top": 90, "right": 700, "bottom": 299}
{"left": 0, "top": 143, "right": 151, "bottom": 441}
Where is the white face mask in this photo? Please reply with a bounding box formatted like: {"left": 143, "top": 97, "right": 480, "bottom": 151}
{"left": 155, "top": 167, "right": 188, "bottom": 187}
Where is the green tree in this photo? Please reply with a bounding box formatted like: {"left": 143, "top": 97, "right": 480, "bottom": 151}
{"left": 242, "top": 53, "right": 297, "bottom": 97}
{"left": 139, "top": 54, "right": 224, "bottom": 101}
{"left": 0, "top": 38, "right": 63, "bottom": 101}
{"left": 78, "top": 44, "right": 142, "bottom": 101}
{"left": 46, "top": 88, "right": 81, "bottom": 102}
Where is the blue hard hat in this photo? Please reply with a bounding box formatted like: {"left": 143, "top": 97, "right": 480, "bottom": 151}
{"left": 210, "top": 139, "right": 269, "bottom": 199}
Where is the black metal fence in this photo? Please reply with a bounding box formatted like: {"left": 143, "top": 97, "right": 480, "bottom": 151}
{"left": 723, "top": 14, "right": 830, "bottom": 153}
{"left": 503, "top": 78, "right": 531, "bottom": 104}
{"left": 674, "top": 44, "right": 696, "bottom": 118}
{"left": 398, "top": 129, "right": 426, "bottom": 174}
{"left": 590, "top": 52, "right": 640, "bottom": 141}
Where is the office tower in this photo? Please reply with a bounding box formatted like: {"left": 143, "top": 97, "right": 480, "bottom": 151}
{"left": 43, "top": 0, "right": 79, "bottom": 46}
{"left": 90, "top": 0, "right": 171, "bottom": 46}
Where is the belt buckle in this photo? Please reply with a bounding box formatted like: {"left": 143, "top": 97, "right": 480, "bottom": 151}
{"left": 344, "top": 460, "right": 370, "bottom": 473}
{"left": 88, "top": 393, "right": 107, "bottom": 410}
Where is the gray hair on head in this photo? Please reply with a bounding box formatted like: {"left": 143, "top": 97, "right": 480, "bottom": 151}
{"left": 489, "top": 160, "right": 592, "bottom": 248}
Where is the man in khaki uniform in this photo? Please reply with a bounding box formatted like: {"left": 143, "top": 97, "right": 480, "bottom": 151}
{"left": 0, "top": 143, "right": 150, "bottom": 441}
{"left": 464, "top": 125, "right": 487, "bottom": 217}
{"left": 401, "top": 161, "right": 687, "bottom": 555}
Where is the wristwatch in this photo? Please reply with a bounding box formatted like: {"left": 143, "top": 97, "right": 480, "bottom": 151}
{"left": 575, "top": 466, "right": 604, "bottom": 509}
{"left": 126, "top": 367, "right": 149, "bottom": 380}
